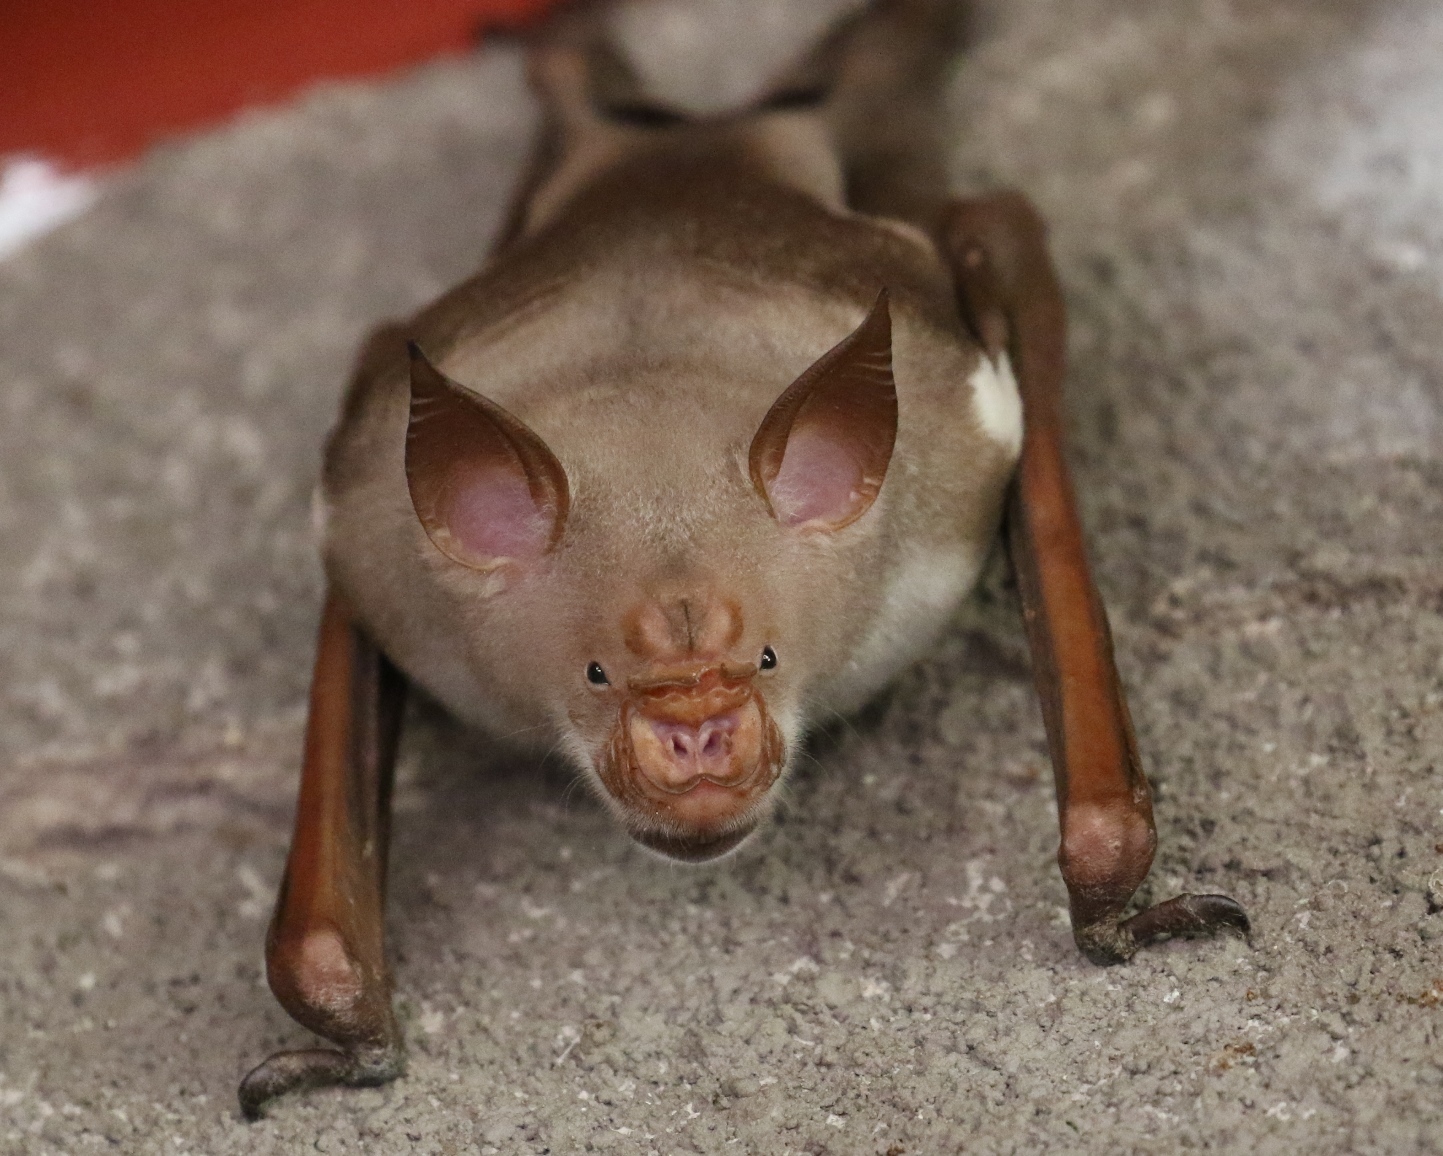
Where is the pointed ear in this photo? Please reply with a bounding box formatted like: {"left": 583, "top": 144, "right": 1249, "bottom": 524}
{"left": 749, "top": 290, "right": 898, "bottom": 531}
{"left": 405, "top": 343, "right": 570, "bottom": 571}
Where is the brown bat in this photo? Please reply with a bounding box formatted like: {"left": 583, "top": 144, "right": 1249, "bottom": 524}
{"left": 239, "top": 0, "right": 1248, "bottom": 1118}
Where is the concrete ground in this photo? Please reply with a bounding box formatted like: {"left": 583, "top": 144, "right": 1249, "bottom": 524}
{"left": 2, "top": 1, "right": 1441, "bottom": 1152}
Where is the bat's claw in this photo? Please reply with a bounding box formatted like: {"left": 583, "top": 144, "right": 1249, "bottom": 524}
{"left": 238, "top": 1043, "right": 404, "bottom": 1120}
{"left": 1074, "top": 893, "right": 1251, "bottom": 966}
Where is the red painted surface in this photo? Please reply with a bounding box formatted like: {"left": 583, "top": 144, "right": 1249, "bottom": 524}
{"left": 0, "top": 0, "right": 558, "bottom": 170}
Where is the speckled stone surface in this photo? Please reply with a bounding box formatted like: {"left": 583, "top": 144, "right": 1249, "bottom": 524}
{"left": 1, "top": 2, "right": 1440, "bottom": 1153}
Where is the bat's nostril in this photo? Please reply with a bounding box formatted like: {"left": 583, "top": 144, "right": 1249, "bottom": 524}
{"left": 650, "top": 715, "right": 738, "bottom": 765}
{"left": 642, "top": 711, "right": 747, "bottom": 786}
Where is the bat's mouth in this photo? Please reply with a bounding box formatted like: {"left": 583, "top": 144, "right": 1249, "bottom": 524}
{"left": 597, "top": 664, "right": 785, "bottom": 862}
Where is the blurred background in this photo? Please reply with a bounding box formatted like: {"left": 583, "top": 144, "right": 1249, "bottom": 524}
{"left": 0, "top": 0, "right": 557, "bottom": 256}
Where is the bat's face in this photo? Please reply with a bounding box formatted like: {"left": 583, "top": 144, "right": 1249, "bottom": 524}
{"left": 404, "top": 294, "right": 895, "bottom": 860}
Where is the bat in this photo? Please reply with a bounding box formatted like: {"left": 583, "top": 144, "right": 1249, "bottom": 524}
{"left": 238, "top": 0, "right": 1248, "bottom": 1118}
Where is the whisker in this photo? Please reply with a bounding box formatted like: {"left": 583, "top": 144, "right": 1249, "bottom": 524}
{"left": 499, "top": 722, "right": 550, "bottom": 743}
{"left": 825, "top": 707, "right": 867, "bottom": 745}
{"left": 559, "top": 775, "right": 586, "bottom": 809}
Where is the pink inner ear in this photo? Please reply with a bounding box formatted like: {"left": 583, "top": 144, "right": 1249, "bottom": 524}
{"left": 444, "top": 464, "right": 550, "bottom": 562}
{"left": 769, "top": 426, "right": 864, "bottom": 527}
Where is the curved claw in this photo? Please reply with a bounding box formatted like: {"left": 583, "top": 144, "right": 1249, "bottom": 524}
{"left": 1124, "top": 892, "right": 1250, "bottom": 944}
{"left": 238, "top": 1043, "right": 404, "bottom": 1120}
{"left": 1074, "top": 893, "right": 1251, "bottom": 966}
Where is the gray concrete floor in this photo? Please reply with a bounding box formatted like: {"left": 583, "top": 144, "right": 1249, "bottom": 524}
{"left": 2, "top": 1, "right": 1441, "bottom": 1152}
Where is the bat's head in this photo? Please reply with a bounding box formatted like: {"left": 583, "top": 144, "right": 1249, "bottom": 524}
{"left": 403, "top": 293, "right": 896, "bottom": 861}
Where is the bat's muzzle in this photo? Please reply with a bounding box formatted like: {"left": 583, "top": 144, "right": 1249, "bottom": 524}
{"left": 599, "top": 664, "right": 784, "bottom": 861}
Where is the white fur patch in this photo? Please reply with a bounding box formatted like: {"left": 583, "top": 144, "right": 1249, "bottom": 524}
{"left": 969, "top": 352, "right": 1023, "bottom": 456}
{"left": 825, "top": 544, "right": 983, "bottom": 716}
{"left": 877, "top": 546, "right": 981, "bottom": 635}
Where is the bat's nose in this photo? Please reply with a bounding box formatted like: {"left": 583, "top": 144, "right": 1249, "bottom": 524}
{"left": 640, "top": 712, "right": 746, "bottom": 789}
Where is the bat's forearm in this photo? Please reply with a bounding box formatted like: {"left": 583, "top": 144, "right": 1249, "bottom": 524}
{"left": 239, "top": 591, "right": 406, "bottom": 1118}
{"left": 945, "top": 194, "right": 1247, "bottom": 963}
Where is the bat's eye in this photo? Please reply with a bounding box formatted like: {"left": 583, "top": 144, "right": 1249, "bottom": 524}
{"left": 759, "top": 646, "right": 778, "bottom": 672}
{"left": 586, "top": 662, "right": 610, "bottom": 686}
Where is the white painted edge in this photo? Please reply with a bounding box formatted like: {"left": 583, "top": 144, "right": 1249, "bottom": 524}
{"left": 0, "top": 155, "right": 100, "bottom": 262}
